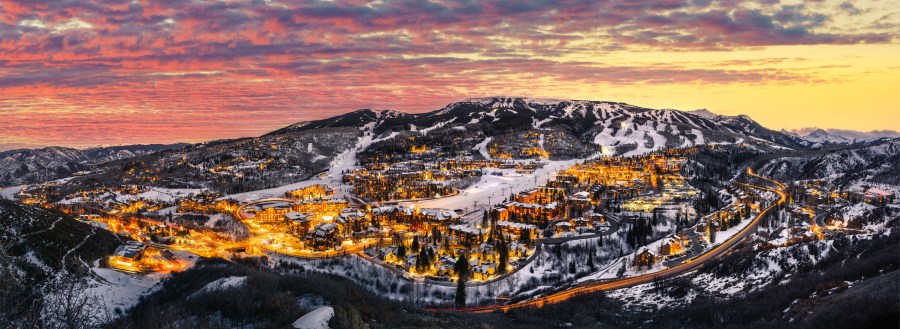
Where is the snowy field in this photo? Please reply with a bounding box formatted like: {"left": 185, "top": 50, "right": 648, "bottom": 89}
{"left": 84, "top": 250, "right": 200, "bottom": 317}
{"left": 292, "top": 306, "right": 334, "bottom": 329}
{"left": 0, "top": 185, "right": 25, "bottom": 200}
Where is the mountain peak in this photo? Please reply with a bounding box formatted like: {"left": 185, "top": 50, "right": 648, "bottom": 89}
{"left": 688, "top": 108, "right": 719, "bottom": 119}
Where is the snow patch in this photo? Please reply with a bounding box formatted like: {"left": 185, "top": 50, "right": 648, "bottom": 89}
{"left": 292, "top": 306, "right": 334, "bottom": 329}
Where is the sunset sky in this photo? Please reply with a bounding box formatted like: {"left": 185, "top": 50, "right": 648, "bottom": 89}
{"left": 1, "top": 0, "right": 898, "bottom": 150}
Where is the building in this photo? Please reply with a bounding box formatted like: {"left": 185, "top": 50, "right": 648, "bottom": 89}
{"left": 252, "top": 201, "right": 293, "bottom": 223}
{"left": 658, "top": 237, "right": 685, "bottom": 256}
{"left": 634, "top": 248, "right": 656, "bottom": 268}
{"left": 284, "top": 212, "right": 313, "bottom": 236}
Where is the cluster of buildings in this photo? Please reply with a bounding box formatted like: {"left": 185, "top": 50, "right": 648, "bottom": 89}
{"left": 108, "top": 241, "right": 181, "bottom": 273}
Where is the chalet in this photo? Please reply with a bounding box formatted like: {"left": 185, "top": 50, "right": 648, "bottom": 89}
{"left": 554, "top": 221, "right": 574, "bottom": 234}
{"left": 477, "top": 243, "right": 495, "bottom": 260}
{"left": 472, "top": 261, "right": 497, "bottom": 280}
{"left": 658, "top": 237, "right": 685, "bottom": 256}
{"left": 449, "top": 225, "right": 483, "bottom": 246}
{"left": 286, "top": 184, "right": 333, "bottom": 201}
{"left": 584, "top": 210, "right": 606, "bottom": 223}
{"left": 419, "top": 208, "right": 460, "bottom": 222}
{"left": 509, "top": 241, "right": 528, "bottom": 257}
{"left": 634, "top": 248, "right": 656, "bottom": 268}
{"left": 435, "top": 255, "right": 458, "bottom": 276}
{"left": 405, "top": 254, "right": 419, "bottom": 269}
{"left": 380, "top": 246, "right": 400, "bottom": 263}
{"left": 571, "top": 217, "right": 591, "bottom": 227}
{"left": 495, "top": 201, "right": 559, "bottom": 225}
{"left": 495, "top": 221, "right": 537, "bottom": 240}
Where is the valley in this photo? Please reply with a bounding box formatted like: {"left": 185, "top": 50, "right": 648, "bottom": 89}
{"left": 0, "top": 98, "right": 896, "bottom": 328}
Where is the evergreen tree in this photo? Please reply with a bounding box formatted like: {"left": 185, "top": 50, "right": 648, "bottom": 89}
{"left": 497, "top": 236, "right": 509, "bottom": 274}
{"left": 397, "top": 243, "right": 407, "bottom": 258}
{"left": 415, "top": 248, "right": 430, "bottom": 273}
{"left": 411, "top": 236, "right": 420, "bottom": 253}
{"left": 454, "top": 254, "right": 469, "bottom": 308}
{"left": 587, "top": 248, "right": 596, "bottom": 270}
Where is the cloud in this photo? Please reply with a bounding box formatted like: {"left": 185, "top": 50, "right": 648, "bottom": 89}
{"left": 0, "top": 0, "right": 896, "bottom": 148}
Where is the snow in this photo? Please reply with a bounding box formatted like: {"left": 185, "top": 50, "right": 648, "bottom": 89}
{"left": 223, "top": 179, "right": 325, "bottom": 203}
{"left": 709, "top": 216, "right": 754, "bottom": 248}
{"left": 420, "top": 119, "right": 456, "bottom": 135}
{"left": 292, "top": 306, "right": 334, "bottom": 329}
{"left": 411, "top": 158, "right": 583, "bottom": 223}
{"left": 190, "top": 276, "right": 247, "bottom": 297}
{"left": 204, "top": 213, "right": 226, "bottom": 227}
{"left": 84, "top": 250, "right": 200, "bottom": 317}
{"left": 85, "top": 267, "right": 167, "bottom": 315}
{"left": 0, "top": 185, "right": 25, "bottom": 200}
{"left": 691, "top": 129, "right": 705, "bottom": 145}
{"left": 474, "top": 137, "right": 493, "bottom": 160}
{"left": 689, "top": 109, "right": 719, "bottom": 119}
{"left": 222, "top": 122, "right": 375, "bottom": 203}
{"left": 137, "top": 187, "right": 204, "bottom": 203}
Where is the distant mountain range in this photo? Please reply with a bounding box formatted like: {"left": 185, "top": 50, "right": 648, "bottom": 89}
{"left": 0, "top": 144, "right": 187, "bottom": 187}
{"left": 1, "top": 97, "right": 893, "bottom": 191}
{"left": 782, "top": 127, "right": 900, "bottom": 146}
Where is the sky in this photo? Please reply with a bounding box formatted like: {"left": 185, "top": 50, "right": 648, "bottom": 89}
{"left": 1, "top": 0, "right": 898, "bottom": 151}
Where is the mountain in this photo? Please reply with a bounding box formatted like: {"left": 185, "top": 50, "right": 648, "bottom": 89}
{"left": 0, "top": 199, "right": 119, "bottom": 275}
{"left": 789, "top": 127, "right": 900, "bottom": 144}
{"left": 0, "top": 199, "right": 120, "bottom": 327}
{"left": 46, "top": 127, "right": 361, "bottom": 198}
{"left": 23, "top": 97, "right": 811, "bottom": 198}
{"left": 0, "top": 144, "right": 186, "bottom": 187}
{"left": 271, "top": 97, "right": 806, "bottom": 155}
{"left": 757, "top": 137, "right": 900, "bottom": 186}
{"left": 802, "top": 128, "right": 855, "bottom": 144}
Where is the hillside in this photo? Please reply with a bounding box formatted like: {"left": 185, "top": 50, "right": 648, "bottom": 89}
{"left": 757, "top": 138, "right": 900, "bottom": 186}
{"left": 25, "top": 127, "right": 361, "bottom": 202}
{"left": 270, "top": 97, "right": 806, "bottom": 156}
{"left": 0, "top": 199, "right": 120, "bottom": 275}
{"left": 0, "top": 199, "right": 121, "bottom": 327}
{"left": 8, "top": 98, "right": 814, "bottom": 200}
{"left": 0, "top": 144, "right": 185, "bottom": 187}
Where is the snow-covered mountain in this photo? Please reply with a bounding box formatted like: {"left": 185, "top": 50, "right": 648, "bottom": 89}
{"left": 0, "top": 144, "right": 185, "bottom": 187}
{"left": 271, "top": 97, "right": 805, "bottom": 155}
{"left": 758, "top": 137, "right": 900, "bottom": 186}
{"left": 782, "top": 127, "right": 900, "bottom": 148}
{"left": 42, "top": 127, "right": 361, "bottom": 198}
{"left": 801, "top": 129, "right": 855, "bottom": 144}
{"left": 0, "top": 144, "right": 186, "bottom": 186}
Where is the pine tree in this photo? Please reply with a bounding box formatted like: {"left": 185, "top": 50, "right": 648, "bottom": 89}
{"left": 415, "top": 248, "right": 430, "bottom": 273}
{"left": 497, "top": 236, "right": 509, "bottom": 274}
{"left": 587, "top": 248, "right": 595, "bottom": 270}
{"left": 454, "top": 254, "right": 469, "bottom": 308}
{"left": 411, "top": 236, "right": 420, "bottom": 253}
{"left": 397, "top": 243, "right": 407, "bottom": 258}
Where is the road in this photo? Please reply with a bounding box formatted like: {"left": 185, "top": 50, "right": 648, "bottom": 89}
{"left": 426, "top": 173, "right": 787, "bottom": 313}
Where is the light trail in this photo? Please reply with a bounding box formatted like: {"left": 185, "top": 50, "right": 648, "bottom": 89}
{"left": 425, "top": 172, "right": 787, "bottom": 313}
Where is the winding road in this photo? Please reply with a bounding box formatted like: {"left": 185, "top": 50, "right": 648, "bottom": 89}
{"left": 426, "top": 171, "right": 786, "bottom": 313}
